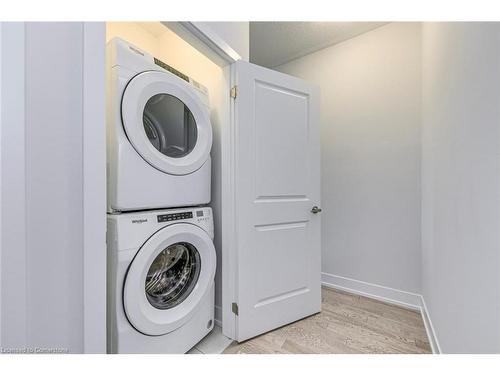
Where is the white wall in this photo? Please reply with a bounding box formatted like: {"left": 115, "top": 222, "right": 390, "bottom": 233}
{"left": 421, "top": 22, "right": 500, "bottom": 353}
{"left": 276, "top": 23, "right": 422, "bottom": 294}
{"left": 0, "top": 22, "right": 106, "bottom": 353}
{"left": 1, "top": 22, "right": 27, "bottom": 350}
{"left": 25, "top": 22, "right": 85, "bottom": 352}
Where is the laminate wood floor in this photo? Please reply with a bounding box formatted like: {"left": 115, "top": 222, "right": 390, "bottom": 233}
{"left": 223, "top": 287, "right": 432, "bottom": 354}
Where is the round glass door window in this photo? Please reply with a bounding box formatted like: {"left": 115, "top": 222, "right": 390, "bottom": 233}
{"left": 145, "top": 242, "right": 201, "bottom": 310}
{"left": 143, "top": 94, "right": 198, "bottom": 158}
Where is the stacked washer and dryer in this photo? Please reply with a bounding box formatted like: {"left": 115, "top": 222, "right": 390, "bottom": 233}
{"left": 106, "top": 38, "right": 216, "bottom": 353}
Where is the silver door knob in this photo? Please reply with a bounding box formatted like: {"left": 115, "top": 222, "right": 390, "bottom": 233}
{"left": 311, "top": 206, "right": 322, "bottom": 214}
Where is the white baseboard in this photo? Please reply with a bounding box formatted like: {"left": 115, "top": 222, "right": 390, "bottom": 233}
{"left": 214, "top": 305, "right": 222, "bottom": 327}
{"left": 419, "top": 296, "right": 442, "bottom": 354}
{"left": 321, "top": 272, "right": 440, "bottom": 354}
{"left": 321, "top": 272, "right": 422, "bottom": 310}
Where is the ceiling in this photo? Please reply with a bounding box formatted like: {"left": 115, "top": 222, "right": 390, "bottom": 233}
{"left": 250, "top": 22, "right": 387, "bottom": 68}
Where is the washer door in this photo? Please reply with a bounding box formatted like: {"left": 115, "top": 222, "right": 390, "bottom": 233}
{"left": 124, "top": 223, "right": 216, "bottom": 336}
{"left": 122, "top": 71, "right": 212, "bottom": 176}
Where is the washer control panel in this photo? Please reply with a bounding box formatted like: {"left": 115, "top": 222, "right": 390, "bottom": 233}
{"left": 157, "top": 211, "right": 193, "bottom": 223}
{"left": 117, "top": 207, "right": 214, "bottom": 244}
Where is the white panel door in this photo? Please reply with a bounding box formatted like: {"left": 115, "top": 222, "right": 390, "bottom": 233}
{"left": 229, "top": 60, "right": 321, "bottom": 342}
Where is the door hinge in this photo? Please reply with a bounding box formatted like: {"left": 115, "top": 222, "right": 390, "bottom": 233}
{"left": 231, "top": 302, "right": 239, "bottom": 316}
{"left": 230, "top": 85, "right": 238, "bottom": 99}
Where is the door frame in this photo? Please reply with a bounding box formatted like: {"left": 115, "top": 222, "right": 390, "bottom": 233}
{"left": 162, "top": 22, "right": 242, "bottom": 68}
{"left": 164, "top": 23, "right": 244, "bottom": 339}
{"left": 220, "top": 63, "right": 237, "bottom": 339}
{"left": 82, "top": 22, "right": 106, "bottom": 353}
{"left": 164, "top": 22, "right": 239, "bottom": 336}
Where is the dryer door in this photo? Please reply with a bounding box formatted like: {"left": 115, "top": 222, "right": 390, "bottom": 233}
{"left": 124, "top": 223, "right": 216, "bottom": 336}
{"left": 122, "top": 71, "right": 212, "bottom": 175}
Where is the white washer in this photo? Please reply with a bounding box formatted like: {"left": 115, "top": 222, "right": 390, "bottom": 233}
{"left": 107, "top": 37, "right": 212, "bottom": 212}
{"left": 107, "top": 207, "right": 216, "bottom": 353}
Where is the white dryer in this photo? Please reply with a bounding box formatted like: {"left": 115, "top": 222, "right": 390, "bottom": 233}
{"left": 106, "top": 38, "right": 212, "bottom": 212}
{"left": 107, "top": 207, "right": 216, "bottom": 353}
